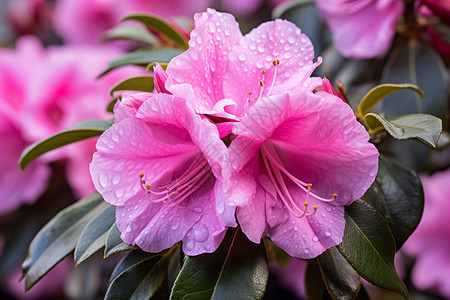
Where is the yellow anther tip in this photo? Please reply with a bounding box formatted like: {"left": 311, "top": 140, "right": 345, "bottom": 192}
{"left": 139, "top": 173, "right": 144, "bottom": 178}
{"left": 146, "top": 184, "right": 151, "bottom": 190}
{"left": 307, "top": 183, "right": 312, "bottom": 188}
{"left": 248, "top": 91, "right": 253, "bottom": 95}
{"left": 261, "top": 69, "right": 266, "bottom": 75}
{"left": 273, "top": 59, "right": 280, "bottom": 66}
{"left": 304, "top": 202, "right": 309, "bottom": 206}
{"left": 313, "top": 205, "right": 318, "bottom": 210}
{"left": 333, "top": 193, "right": 337, "bottom": 199}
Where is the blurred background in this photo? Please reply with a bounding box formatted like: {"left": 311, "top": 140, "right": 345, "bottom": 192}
{"left": 0, "top": 0, "right": 448, "bottom": 299}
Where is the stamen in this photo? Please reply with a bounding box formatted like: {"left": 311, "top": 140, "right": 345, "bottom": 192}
{"left": 138, "top": 157, "right": 212, "bottom": 206}
{"left": 265, "top": 59, "right": 280, "bottom": 96}
{"left": 260, "top": 143, "right": 337, "bottom": 218}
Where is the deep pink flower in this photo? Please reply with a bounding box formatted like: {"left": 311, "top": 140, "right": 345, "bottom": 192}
{"left": 165, "top": 9, "right": 379, "bottom": 259}
{"left": 0, "top": 112, "right": 50, "bottom": 215}
{"left": 316, "top": 0, "right": 404, "bottom": 58}
{"left": 402, "top": 169, "right": 450, "bottom": 298}
{"left": 0, "top": 36, "right": 143, "bottom": 199}
{"left": 53, "top": 0, "right": 211, "bottom": 44}
{"left": 90, "top": 93, "right": 230, "bottom": 255}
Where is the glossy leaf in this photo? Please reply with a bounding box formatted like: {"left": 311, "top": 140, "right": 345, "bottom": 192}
{"left": 19, "top": 119, "right": 113, "bottom": 170}
{"left": 363, "top": 156, "right": 424, "bottom": 249}
{"left": 99, "top": 48, "right": 183, "bottom": 77}
{"left": 170, "top": 228, "right": 269, "bottom": 300}
{"left": 106, "top": 249, "right": 172, "bottom": 300}
{"left": 122, "top": 14, "right": 189, "bottom": 50}
{"left": 110, "top": 75, "right": 155, "bottom": 95}
{"left": 382, "top": 41, "right": 448, "bottom": 121}
{"left": 102, "top": 23, "right": 157, "bottom": 44}
{"left": 305, "top": 262, "right": 329, "bottom": 300}
{"left": 316, "top": 247, "right": 361, "bottom": 300}
{"left": 337, "top": 199, "right": 408, "bottom": 299}
{"left": 74, "top": 203, "right": 115, "bottom": 265}
{"left": 357, "top": 84, "right": 424, "bottom": 118}
{"left": 22, "top": 193, "right": 107, "bottom": 290}
{"left": 104, "top": 223, "right": 135, "bottom": 258}
{"left": 364, "top": 113, "right": 442, "bottom": 148}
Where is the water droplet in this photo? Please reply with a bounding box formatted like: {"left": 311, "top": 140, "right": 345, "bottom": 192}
{"left": 185, "top": 241, "right": 194, "bottom": 251}
{"left": 208, "top": 23, "right": 216, "bottom": 33}
{"left": 134, "top": 205, "right": 138, "bottom": 210}
{"left": 257, "top": 45, "right": 265, "bottom": 53}
{"left": 112, "top": 175, "right": 120, "bottom": 185}
{"left": 217, "top": 200, "right": 225, "bottom": 214}
{"left": 193, "top": 223, "right": 209, "bottom": 242}
{"left": 288, "top": 36, "right": 295, "bottom": 44}
{"left": 256, "top": 61, "right": 263, "bottom": 68}
{"left": 125, "top": 227, "right": 132, "bottom": 233}
{"left": 99, "top": 174, "right": 108, "bottom": 188}
{"left": 294, "top": 226, "right": 299, "bottom": 231}
{"left": 224, "top": 29, "right": 230, "bottom": 36}
{"left": 325, "top": 231, "right": 332, "bottom": 237}
{"left": 284, "top": 52, "right": 292, "bottom": 59}
{"left": 312, "top": 236, "right": 318, "bottom": 242}
{"left": 321, "top": 212, "right": 326, "bottom": 217}
{"left": 110, "top": 132, "right": 119, "bottom": 142}
{"left": 304, "top": 248, "right": 310, "bottom": 254}
{"left": 192, "top": 206, "right": 203, "bottom": 214}
{"left": 325, "top": 206, "right": 332, "bottom": 212}
{"left": 196, "top": 35, "right": 203, "bottom": 44}
{"left": 238, "top": 54, "right": 246, "bottom": 61}
{"left": 171, "top": 218, "right": 180, "bottom": 230}
{"left": 115, "top": 188, "right": 124, "bottom": 197}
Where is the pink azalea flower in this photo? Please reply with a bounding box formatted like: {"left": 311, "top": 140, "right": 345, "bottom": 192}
{"left": 316, "top": 0, "right": 404, "bottom": 58}
{"left": 90, "top": 93, "right": 231, "bottom": 255}
{"left": 0, "top": 112, "right": 50, "bottom": 215}
{"left": 402, "top": 169, "right": 450, "bottom": 298}
{"left": 0, "top": 36, "right": 144, "bottom": 199}
{"left": 164, "top": 9, "right": 378, "bottom": 259}
{"left": 52, "top": 0, "right": 211, "bottom": 44}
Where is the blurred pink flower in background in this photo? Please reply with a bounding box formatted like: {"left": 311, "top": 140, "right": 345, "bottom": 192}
{"left": 53, "top": 0, "right": 211, "bottom": 44}
{"left": 402, "top": 169, "right": 450, "bottom": 298}
{"left": 316, "top": 0, "right": 404, "bottom": 58}
{"left": 272, "top": 258, "right": 307, "bottom": 298}
{"left": 5, "top": 0, "right": 53, "bottom": 36}
{"left": 0, "top": 36, "right": 144, "bottom": 202}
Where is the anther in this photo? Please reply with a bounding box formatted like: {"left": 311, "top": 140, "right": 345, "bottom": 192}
{"left": 259, "top": 80, "right": 264, "bottom": 86}
{"left": 261, "top": 69, "right": 266, "bottom": 75}
{"left": 272, "top": 59, "right": 280, "bottom": 66}
{"left": 139, "top": 173, "right": 144, "bottom": 178}
{"left": 146, "top": 184, "right": 151, "bottom": 190}
{"left": 248, "top": 91, "right": 253, "bottom": 95}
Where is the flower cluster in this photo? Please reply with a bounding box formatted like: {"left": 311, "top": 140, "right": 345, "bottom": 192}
{"left": 90, "top": 9, "right": 379, "bottom": 258}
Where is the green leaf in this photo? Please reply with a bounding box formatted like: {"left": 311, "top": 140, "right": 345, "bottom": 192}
{"left": 357, "top": 84, "right": 424, "bottom": 118}
{"left": 337, "top": 199, "right": 408, "bottom": 299}
{"left": 363, "top": 156, "right": 424, "bottom": 250}
{"left": 381, "top": 41, "right": 448, "bottom": 122}
{"left": 104, "top": 223, "right": 135, "bottom": 258}
{"left": 99, "top": 48, "right": 183, "bottom": 77}
{"left": 364, "top": 113, "right": 442, "bottom": 148}
{"left": 170, "top": 228, "right": 269, "bottom": 300}
{"left": 110, "top": 75, "right": 155, "bottom": 95}
{"left": 101, "top": 23, "right": 157, "bottom": 44}
{"left": 19, "top": 119, "right": 113, "bottom": 170}
{"left": 105, "top": 249, "right": 172, "bottom": 300}
{"left": 74, "top": 203, "right": 115, "bottom": 265}
{"left": 22, "top": 193, "right": 107, "bottom": 290}
{"left": 316, "top": 247, "right": 361, "bottom": 300}
{"left": 305, "top": 262, "right": 329, "bottom": 300}
{"left": 122, "top": 14, "right": 189, "bottom": 50}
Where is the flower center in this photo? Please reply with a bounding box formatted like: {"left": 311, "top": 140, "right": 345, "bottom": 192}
{"left": 243, "top": 59, "right": 280, "bottom": 115}
{"left": 260, "top": 142, "right": 337, "bottom": 218}
{"left": 138, "top": 156, "right": 212, "bottom": 207}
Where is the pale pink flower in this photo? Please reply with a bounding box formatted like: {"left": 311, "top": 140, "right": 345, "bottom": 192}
{"left": 402, "top": 169, "right": 450, "bottom": 298}
{"left": 316, "top": 0, "right": 404, "bottom": 58}
{"left": 90, "top": 93, "right": 230, "bottom": 255}
{"left": 53, "top": 0, "right": 211, "bottom": 44}
{"left": 166, "top": 9, "right": 379, "bottom": 259}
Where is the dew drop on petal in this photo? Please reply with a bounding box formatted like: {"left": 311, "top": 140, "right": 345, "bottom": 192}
{"left": 125, "top": 227, "right": 132, "bottom": 233}
{"left": 112, "top": 175, "right": 120, "bottom": 185}
{"left": 238, "top": 54, "right": 246, "bottom": 62}
{"left": 325, "top": 231, "right": 332, "bottom": 237}
{"left": 171, "top": 218, "right": 180, "bottom": 230}
{"left": 217, "top": 200, "right": 225, "bottom": 214}
{"left": 185, "top": 241, "right": 194, "bottom": 251}
{"left": 99, "top": 174, "right": 108, "bottom": 188}
{"left": 224, "top": 29, "right": 230, "bottom": 36}
{"left": 304, "top": 248, "right": 310, "bottom": 254}
{"left": 193, "top": 223, "right": 209, "bottom": 242}
{"left": 288, "top": 36, "right": 295, "bottom": 44}
{"left": 326, "top": 206, "right": 332, "bottom": 212}
{"left": 257, "top": 45, "right": 265, "bottom": 53}
{"left": 312, "top": 236, "right": 318, "bottom": 242}
{"left": 192, "top": 206, "right": 203, "bottom": 214}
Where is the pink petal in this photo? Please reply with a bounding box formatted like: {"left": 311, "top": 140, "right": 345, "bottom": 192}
{"left": 316, "top": 0, "right": 404, "bottom": 58}
{"left": 166, "top": 9, "right": 243, "bottom": 112}
{"left": 224, "top": 19, "right": 317, "bottom": 115}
